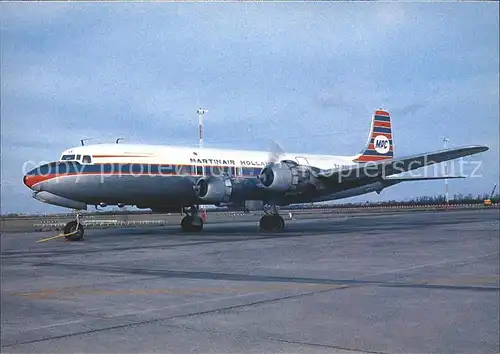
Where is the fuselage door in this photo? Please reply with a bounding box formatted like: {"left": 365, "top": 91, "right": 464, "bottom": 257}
{"left": 295, "top": 156, "right": 310, "bottom": 166}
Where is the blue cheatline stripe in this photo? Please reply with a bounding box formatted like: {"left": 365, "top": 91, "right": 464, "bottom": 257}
{"left": 362, "top": 150, "right": 394, "bottom": 156}
{"left": 241, "top": 167, "right": 262, "bottom": 175}
{"left": 373, "top": 126, "right": 392, "bottom": 133}
{"left": 374, "top": 115, "right": 390, "bottom": 122}
{"left": 370, "top": 139, "right": 393, "bottom": 144}
{"left": 28, "top": 162, "right": 264, "bottom": 177}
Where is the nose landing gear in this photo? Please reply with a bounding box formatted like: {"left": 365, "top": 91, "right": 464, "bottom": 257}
{"left": 63, "top": 212, "right": 84, "bottom": 241}
{"left": 181, "top": 205, "right": 204, "bottom": 232}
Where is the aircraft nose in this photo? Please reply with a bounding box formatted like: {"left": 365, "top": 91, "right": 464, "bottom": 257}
{"left": 23, "top": 173, "right": 39, "bottom": 190}
{"left": 23, "top": 164, "right": 49, "bottom": 191}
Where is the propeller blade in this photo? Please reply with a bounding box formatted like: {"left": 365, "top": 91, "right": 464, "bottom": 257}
{"left": 259, "top": 141, "right": 285, "bottom": 185}
{"left": 268, "top": 140, "right": 285, "bottom": 165}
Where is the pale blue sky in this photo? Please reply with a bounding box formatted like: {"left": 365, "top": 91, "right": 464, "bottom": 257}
{"left": 1, "top": 2, "right": 499, "bottom": 214}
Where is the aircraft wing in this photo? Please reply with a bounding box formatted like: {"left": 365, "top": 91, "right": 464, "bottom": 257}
{"left": 316, "top": 145, "right": 488, "bottom": 182}
{"left": 382, "top": 176, "right": 465, "bottom": 182}
{"left": 380, "top": 175, "right": 465, "bottom": 187}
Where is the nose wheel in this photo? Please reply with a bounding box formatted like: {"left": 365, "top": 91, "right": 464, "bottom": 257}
{"left": 181, "top": 205, "right": 204, "bottom": 232}
{"left": 63, "top": 220, "right": 84, "bottom": 241}
{"left": 259, "top": 214, "right": 285, "bottom": 232}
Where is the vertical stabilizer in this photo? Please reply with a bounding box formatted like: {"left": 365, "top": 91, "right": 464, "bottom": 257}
{"left": 353, "top": 109, "right": 394, "bottom": 163}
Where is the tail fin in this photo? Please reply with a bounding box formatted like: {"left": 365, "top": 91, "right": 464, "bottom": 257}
{"left": 353, "top": 109, "right": 394, "bottom": 163}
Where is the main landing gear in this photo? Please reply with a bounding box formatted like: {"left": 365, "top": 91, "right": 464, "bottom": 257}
{"left": 63, "top": 212, "right": 85, "bottom": 241}
{"left": 181, "top": 205, "right": 204, "bottom": 232}
{"left": 259, "top": 204, "right": 285, "bottom": 232}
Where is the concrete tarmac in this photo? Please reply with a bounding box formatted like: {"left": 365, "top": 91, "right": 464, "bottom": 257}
{"left": 1, "top": 209, "right": 499, "bottom": 353}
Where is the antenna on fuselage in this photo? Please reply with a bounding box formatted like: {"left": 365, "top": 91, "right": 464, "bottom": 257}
{"left": 116, "top": 138, "right": 124, "bottom": 144}
{"left": 80, "top": 138, "right": 92, "bottom": 146}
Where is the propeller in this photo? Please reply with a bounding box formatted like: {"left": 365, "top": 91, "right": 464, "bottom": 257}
{"left": 258, "top": 140, "right": 285, "bottom": 187}
{"left": 268, "top": 140, "right": 285, "bottom": 165}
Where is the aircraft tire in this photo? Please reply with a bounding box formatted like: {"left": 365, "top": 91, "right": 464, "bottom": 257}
{"left": 190, "top": 215, "right": 204, "bottom": 232}
{"left": 181, "top": 215, "right": 204, "bottom": 232}
{"left": 259, "top": 214, "right": 271, "bottom": 231}
{"left": 181, "top": 215, "right": 192, "bottom": 232}
{"left": 276, "top": 215, "right": 285, "bottom": 230}
{"left": 259, "top": 214, "right": 284, "bottom": 232}
{"left": 64, "top": 221, "right": 84, "bottom": 241}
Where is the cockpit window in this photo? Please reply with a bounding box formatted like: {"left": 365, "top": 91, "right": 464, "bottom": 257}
{"left": 61, "top": 155, "right": 75, "bottom": 161}
{"left": 82, "top": 155, "right": 92, "bottom": 164}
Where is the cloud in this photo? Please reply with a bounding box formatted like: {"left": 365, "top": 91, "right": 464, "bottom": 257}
{"left": 390, "top": 103, "right": 426, "bottom": 118}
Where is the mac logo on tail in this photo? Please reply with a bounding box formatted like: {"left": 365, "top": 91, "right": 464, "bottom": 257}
{"left": 374, "top": 135, "right": 390, "bottom": 154}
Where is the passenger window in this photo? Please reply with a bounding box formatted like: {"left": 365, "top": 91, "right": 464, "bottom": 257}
{"left": 211, "top": 166, "right": 221, "bottom": 176}
{"left": 76, "top": 155, "right": 81, "bottom": 161}
{"left": 82, "top": 155, "right": 92, "bottom": 164}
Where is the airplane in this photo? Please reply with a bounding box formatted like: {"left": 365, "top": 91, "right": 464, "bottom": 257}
{"left": 23, "top": 109, "right": 488, "bottom": 241}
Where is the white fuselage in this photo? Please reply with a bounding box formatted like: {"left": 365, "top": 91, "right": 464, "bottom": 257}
{"left": 24, "top": 143, "right": 378, "bottom": 210}
{"left": 60, "top": 144, "right": 358, "bottom": 171}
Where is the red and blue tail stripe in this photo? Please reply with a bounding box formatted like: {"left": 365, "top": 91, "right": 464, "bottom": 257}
{"left": 354, "top": 109, "right": 394, "bottom": 163}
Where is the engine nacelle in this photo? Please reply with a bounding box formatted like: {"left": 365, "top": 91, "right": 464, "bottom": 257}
{"left": 258, "top": 161, "right": 312, "bottom": 193}
{"left": 196, "top": 176, "right": 233, "bottom": 204}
